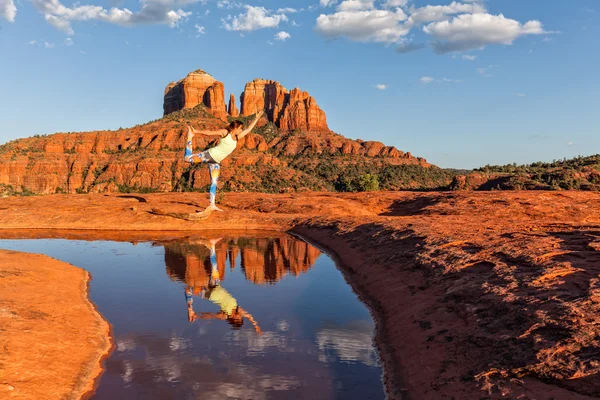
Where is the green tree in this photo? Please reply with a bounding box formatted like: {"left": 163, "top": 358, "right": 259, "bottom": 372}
{"left": 358, "top": 173, "right": 380, "bottom": 192}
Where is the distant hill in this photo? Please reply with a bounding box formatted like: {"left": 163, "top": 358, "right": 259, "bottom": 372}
{"left": 451, "top": 155, "right": 600, "bottom": 191}
{"left": 0, "top": 69, "right": 453, "bottom": 196}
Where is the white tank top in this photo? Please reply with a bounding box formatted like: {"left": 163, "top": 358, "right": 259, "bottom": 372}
{"left": 208, "top": 133, "right": 237, "bottom": 163}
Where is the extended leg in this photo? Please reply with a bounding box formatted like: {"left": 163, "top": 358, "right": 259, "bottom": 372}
{"left": 209, "top": 242, "right": 220, "bottom": 286}
{"left": 184, "top": 128, "right": 213, "bottom": 164}
{"left": 208, "top": 163, "right": 223, "bottom": 212}
{"left": 185, "top": 286, "right": 196, "bottom": 322}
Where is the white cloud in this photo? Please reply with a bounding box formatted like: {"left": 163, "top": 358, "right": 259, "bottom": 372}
{"left": 409, "top": 1, "right": 486, "bottom": 23}
{"left": 419, "top": 76, "right": 461, "bottom": 84}
{"left": 440, "top": 77, "right": 462, "bottom": 83}
{"left": 28, "top": 40, "right": 38, "bottom": 45}
{"left": 194, "top": 23, "right": 205, "bottom": 34}
{"left": 315, "top": 8, "right": 409, "bottom": 44}
{"left": 274, "top": 31, "right": 290, "bottom": 41}
{"left": 382, "top": 0, "right": 408, "bottom": 9}
{"left": 44, "top": 41, "right": 55, "bottom": 48}
{"left": 461, "top": 54, "right": 476, "bottom": 60}
{"left": 374, "top": 83, "right": 387, "bottom": 90}
{"left": 64, "top": 37, "right": 73, "bottom": 45}
{"left": 217, "top": 0, "right": 242, "bottom": 9}
{"left": 0, "top": 0, "right": 16, "bottom": 22}
{"left": 568, "top": 141, "right": 573, "bottom": 146}
{"left": 476, "top": 67, "right": 491, "bottom": 77}
{"left": 424, "top": 13, "right": 546, "bottom": 53}
{"left": 31, "top": 0, "right": 192, "bottom": 35}
{"left": 277, "top": 7, "right": 299, "bottom": 14}
{"left": 396, "top": 42, "right": 424, "bottom": 53}
{"left": 314, "top": 1, "right": 549, "bottom": 56}
{"left": 516, "top": 93, "right": 526, "bottom": 97}
{"left": 223, "top": 5, "right": 287, "bottom": 31}
{"left": 337, "top": 0, "right": 375, "bottom": 12}
{"left": 320, "top": 0, "right": 337, "bottom": 7}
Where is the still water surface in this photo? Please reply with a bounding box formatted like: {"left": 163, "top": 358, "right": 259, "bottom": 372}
{"left": 0, "top": 234, "right": 385, "bottom": 399}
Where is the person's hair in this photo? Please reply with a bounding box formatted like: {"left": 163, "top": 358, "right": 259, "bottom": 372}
{"left": 226, "top": 120, "right": 244, "bottom": 132}
{"left": 227, "top": 307, "right": 244, "bottom": 329}
{"left": 227, "top": 317, "right": 244, "bottom": 329}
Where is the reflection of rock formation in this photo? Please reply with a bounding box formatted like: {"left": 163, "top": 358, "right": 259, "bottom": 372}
{"left": 164, "top": 241, "right": 228, "bottom": 288}
{"left": 240, "top": 237, "right": 321, "bottom": 284}
{"left": 163, "top": 236, "right": 321, "bottom": 286}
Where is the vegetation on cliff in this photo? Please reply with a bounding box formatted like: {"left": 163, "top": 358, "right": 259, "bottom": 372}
{"left": 452, "top": 155, "right": 600, "bottom": 191}
{"left": 0, "top": 104, "right": 453, "bottom": 195}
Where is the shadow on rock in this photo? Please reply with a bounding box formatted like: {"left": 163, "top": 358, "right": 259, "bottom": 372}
{"left": 379, "top": 195, "right": 449, "bottom": 217}
{"left": 437, "top": 228, "right": 600, "bottom": 397}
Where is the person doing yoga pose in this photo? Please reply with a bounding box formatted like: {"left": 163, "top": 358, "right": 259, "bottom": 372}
{"left": 185, "top": 238, "right": 261, "bottom": 333}
{"left": 184, "top": 110, "right": 264, "bottom": 213}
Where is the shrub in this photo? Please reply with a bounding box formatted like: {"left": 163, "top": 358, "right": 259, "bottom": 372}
{"left": 358, "top": 173, "right": 380, "bottom": 192}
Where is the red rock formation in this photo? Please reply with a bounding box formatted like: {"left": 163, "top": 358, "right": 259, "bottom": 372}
{"left": 0, "top": 69, "right": 435, "bottom": 195}
{"left": 240, "top": 80, "right": 329, "bottom": 132}
{"left": 228, "top": 94, "right": 239, "bottom": 118}
{"left": 205, "top": 82, "right": 228, "bottom": 121}
{"left": 240, "top": 79, "right": 288, "bottom": 119}
{"left": 279, "top": 89, "right": 328, "bottom": 132}
{"left": 163, "top": 70, "right": 227, "bottom": 120}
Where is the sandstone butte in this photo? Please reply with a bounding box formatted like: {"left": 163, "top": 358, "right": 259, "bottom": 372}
{"left": 164, "top": 71, "right": 329, "bottom": 133}
{"left": 0, "top": 69, "right": 429, "bottom": 195}
{"left": 0, "top": 249, "right": 112, "bottom": 400}
{"left": 1, "top": 190, "right": 600, "bottom": 400}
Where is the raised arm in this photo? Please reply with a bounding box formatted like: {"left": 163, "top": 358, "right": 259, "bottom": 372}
{"left": 188, "top": 124, "right": 227, "bottom": 137}
{"left": 237, "top": 111, "right": 264, "bottom": 139}
{"left": 240, "top": 308, "right": 262, "bottom": 334}
{"left": 192, "top": 312, "right": 227, "bottom": 321}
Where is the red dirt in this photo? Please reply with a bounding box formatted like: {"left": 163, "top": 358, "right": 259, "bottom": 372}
{"left": 1, "top": 190, "right": 600, "bottom": 399}
{"left": 0, "top": 250, "right": 112, "bottom": 400}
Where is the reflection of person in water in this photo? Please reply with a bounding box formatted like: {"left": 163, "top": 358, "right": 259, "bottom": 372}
{"left": 185, "top": 238, "right": 261, "bottom": 334}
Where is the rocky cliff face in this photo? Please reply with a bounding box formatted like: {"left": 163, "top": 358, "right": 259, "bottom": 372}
{"left": 0, "top": 68, "right": 441, "bottom": 195}
{"left": 165, "top": 73, "right": 329, "bottom": 133}
{"left": 240, "top": 79, "right": 329, "bottom": 132}
{"left": 163, "top": 70, "right": 227, "bottom": 120}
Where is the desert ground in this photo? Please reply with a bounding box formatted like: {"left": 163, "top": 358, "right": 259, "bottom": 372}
{"left": 0, "top": 250, "right": 111, "bottom": 399}
{"left": 1, "top": 190, "right": 600, "bottom": 399}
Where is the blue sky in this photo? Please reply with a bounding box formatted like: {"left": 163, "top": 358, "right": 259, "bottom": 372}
{"left": 0, "top": 0, "right": 598, "bottom": 169}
